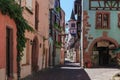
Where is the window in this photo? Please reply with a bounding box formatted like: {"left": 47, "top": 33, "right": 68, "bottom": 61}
{"left": 96, "top": 12, "right": 110, "bottom": 29}
{"left": 118, "top": 13, "right": 120, "bottom": 28}
{"left": 15, "top": 0, "right": 20, "bottom": 4}
{"left": 22, "top": 39, "right": 30, "bottom": 65}
{"left": 35, "top": 1, "right": 39, "bottom": 30}
{"left": 26, "top": 0, "right": 33, "bottom": 11}
{"left": 70, "top": 30, "right": 74, "bottom": 33}
{"left": 71, "top": 23, "right": 75, "bottom": 27}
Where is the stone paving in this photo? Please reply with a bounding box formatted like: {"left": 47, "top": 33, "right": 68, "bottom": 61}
{"left": 22, "top": 62, "right": 90, "bottom": 80}
{"left": 85, "top": 68, "right": 120, "bottom": 80}
{"left": 22, "top": 61, "right": 120, "bottom": 80}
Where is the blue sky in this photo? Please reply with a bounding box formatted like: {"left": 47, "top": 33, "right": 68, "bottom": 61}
{"left": 60, "top": 0, "right": 74, "bottom": 22}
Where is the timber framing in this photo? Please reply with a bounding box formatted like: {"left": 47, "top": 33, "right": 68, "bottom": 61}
{"left": 89, "top": 0, "right": 120, "bottom": 10}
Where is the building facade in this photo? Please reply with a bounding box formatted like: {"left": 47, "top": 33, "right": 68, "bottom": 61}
{"left": 20, "top": 0, "right": 50, "bottom": 78}
{"left": 49, "top": 0, "right": 62, "bottom": 66}
{"left": 65, "top": 10, "right": 80, "bottom": 62}
{"left": 0, "top": 12, "right": 17, "bottom": 80}
{"left": 0, "top": 0, "right": 64, "bottom": 79}
{"left": 48, "top": 0, "right": 55, "bottom": 67}
{"left": 83, "top": 0, "right": 120, "bottom": 67}
{"left": 74, "top": 0, "right": 82, "bottom": 63}
{"left": 60, "top": 8, "right": 65, "bottom": 64}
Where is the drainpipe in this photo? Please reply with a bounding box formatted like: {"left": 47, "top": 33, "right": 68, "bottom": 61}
{"left": 81, "top": 0, "right": 84, "bottom": 68}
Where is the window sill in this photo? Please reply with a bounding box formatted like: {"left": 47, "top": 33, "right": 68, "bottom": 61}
{"left": 25, "top": 7, "right": 33, "bottom": 14}
{"left": 22, "top": 63, "right": 30, "bottom": 66}
{"left": 95, "top": 27, "right": 110, "bottom": 30}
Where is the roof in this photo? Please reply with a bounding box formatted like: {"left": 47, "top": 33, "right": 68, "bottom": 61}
{"left": 70, "top": 9, "right": 76, "bottom": 20}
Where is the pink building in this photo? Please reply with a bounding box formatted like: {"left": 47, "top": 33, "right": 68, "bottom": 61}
{"left": 0, "top": 0, "right": 62, "bottom": 79}
{"left": 68, "top": 10, "right": 77, "bottom": 37}
{"left": 0, "top": 11, "right": 17, "bottom": 80}
{"left": 67, "top": 10, "right": 80, "bottom": 63}
{"left": 20, "top": 0, "right": 50, "bottom": 78}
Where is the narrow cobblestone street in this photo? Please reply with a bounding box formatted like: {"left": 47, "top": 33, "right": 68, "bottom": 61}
{"left": 22, "top": 61, "right": 91, "bottom": 80}
{"left": 22, "top": 61, "right": 120, "bottom": 80}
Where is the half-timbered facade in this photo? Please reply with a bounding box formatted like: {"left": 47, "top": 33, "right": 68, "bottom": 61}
{"left": 83, "top": 0, "right": 120, "bottom": 67}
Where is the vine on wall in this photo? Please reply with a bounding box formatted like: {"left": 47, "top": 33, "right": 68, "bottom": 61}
{"left": 0, "top": 0, "right": 33, "bottom": 79}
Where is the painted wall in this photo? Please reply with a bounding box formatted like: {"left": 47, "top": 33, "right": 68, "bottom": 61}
{"left": 60, "top": 8, "right": 65, "bottom": 64}
{"left": 83, "top": 0, "right": 120, "bottom": 51}
{"left": 36, "top": 0, "right": 49, "bottom": 69}
{"left": 21, "top": 0, "right": 50, "bottom": 78}
{"left": 83, "top": 0, "right": 120, "bottom": 66}
{"left": 68, "top": 20, "right": 77, "bottom": 36}
{"left": 0, "top": 12, "right": 17, "bottom": 80}
{"left": 55, "top": 49, "right": 61, "bottom": 65}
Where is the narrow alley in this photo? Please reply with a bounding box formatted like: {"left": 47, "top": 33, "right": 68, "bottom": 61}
{"left": 22, "top": 61, "right": 90, "bottom": 80}
{"left": 1, "top": 0, "right": 120, "bottom": 80}
{"left": 22, "top": 60, "right": 120, "bottom": 80}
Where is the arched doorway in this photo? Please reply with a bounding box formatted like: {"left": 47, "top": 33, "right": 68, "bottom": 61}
{"left": 31, "top": 37, "right": 39, "bottom": 72}
{"left": 88, "top": 37, "right": 119, "bottom": 67}
{"left": 92, "top": 41, "right": 111, "bottom": 66}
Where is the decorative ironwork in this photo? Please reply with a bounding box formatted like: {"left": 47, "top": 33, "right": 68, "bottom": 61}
{"left": 89, "top": 0, "right": 120, "bottom": 10}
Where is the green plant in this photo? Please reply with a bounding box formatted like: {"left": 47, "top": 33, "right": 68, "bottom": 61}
{"left": 54, "top": 23, "right": 59, "bottom": 28}
{"left": 54, "top": 23, "right": 62, "bottom": 32}
{"left": 0, "top": 0, "right": 33, "bottom": 80}
{"left": 56, "top": 7, "right": 61, "bottom": 12}
{"left": 55, "top": 41, "right": 62, "bottom": 48}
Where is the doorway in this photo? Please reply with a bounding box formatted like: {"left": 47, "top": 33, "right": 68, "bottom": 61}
{"left": 6, "top": 28, "right": 13, "bottom": 79}
{"left": 31, "top": 37, "right": 39, "bottom": 72}
{"left": 98, "top": 47, "right": 110, "bottom": 66}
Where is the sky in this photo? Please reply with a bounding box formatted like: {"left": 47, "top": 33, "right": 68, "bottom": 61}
{"left": 60, "top": 0, "right": 74, "bottom": 22}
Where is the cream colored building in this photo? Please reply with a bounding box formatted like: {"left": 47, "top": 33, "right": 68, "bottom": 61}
{"left": 20, "top": 0, "right": 50, "bottom": 78}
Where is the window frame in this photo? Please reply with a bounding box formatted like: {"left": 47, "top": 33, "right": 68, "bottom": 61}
{"left": 96, "top": 12, "right": 110, "bottom": 29}
{"left": 26, "top": 0, "right": 33, "bottom": 12}
{"left": 71, "top": 23, "right": 75, "bottom": 27}
{"left": 22, "top": 39, "right": 30, "bottom": 66}
{"left": 118, "top": 13, "right": 120, "bottom": 28}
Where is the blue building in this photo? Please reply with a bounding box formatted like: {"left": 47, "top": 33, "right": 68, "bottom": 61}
{"left": 83, "top": 0, "right": 120, "bottom": 67}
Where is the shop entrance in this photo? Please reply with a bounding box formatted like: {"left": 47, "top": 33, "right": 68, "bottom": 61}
{"left": 98, "top": 47, "right": 110, "bottom": 66}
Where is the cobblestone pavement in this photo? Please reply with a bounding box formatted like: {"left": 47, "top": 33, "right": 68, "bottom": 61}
{"left": 22, "top": 61, "right": 120, "bottom": 80}
{"left": 85, "top": 68, "right": 120, "bottom": 80}
{"left": 22, "top": 62, "right": 90, "bottom": 80}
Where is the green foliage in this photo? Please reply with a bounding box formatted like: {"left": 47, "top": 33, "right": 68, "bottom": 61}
{"left": 0, "top": 0, "right": 34, "bottom": 79}
{"left": 54, "top": 23, "right": 62, "bottom": 32}
{"left": 56, "top": 7, "right": 61, "bottom": 12}
{"left": 55, "top": 41, "right": 62, "bottom": 48}
{"left": 0, "top": 0, "right": 33, "bottom": 60}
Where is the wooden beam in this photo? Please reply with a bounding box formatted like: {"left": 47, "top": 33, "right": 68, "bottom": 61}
{"left": 89, "top": 0, "right": 120, "bottom": 10}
